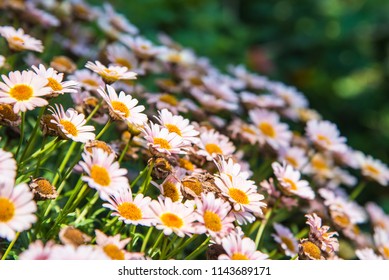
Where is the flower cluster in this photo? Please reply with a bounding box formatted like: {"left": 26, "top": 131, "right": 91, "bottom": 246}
{"left": 0, "top": 0, "right": 388, "bottom": 261}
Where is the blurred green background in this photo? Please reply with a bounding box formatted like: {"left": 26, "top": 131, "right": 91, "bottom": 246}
{"left": 91, "top": 0, "right": 389, "bottom": 204}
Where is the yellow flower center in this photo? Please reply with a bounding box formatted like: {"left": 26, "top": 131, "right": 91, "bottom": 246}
{"left": 159, "top": 94, "right": 178, "bottom": 106}
{"left": 280, "top": 236, "right": 296, "bottom": 252}
{"left": 111, "top": 100, "right": 130, "bottom": 118}
{"left": 0, "top": 197, "right": 15, "bottom": 222}
{"left": 153, "top": 138, "right": 171, "bottom": 150}
{"left": 205, "top": 143, "right": 223, "bottom": 155}
{"left": 60, "top": 120, "right": 78, "bottom": 136}
{"left": 82, "top": 79, "right": 100, "bottom": 87}
{"left": 90, "top": 165, "right": 111, "bottom": 186}
{"left": 285, "top": 156, "right": 299, "bottom": 169}
{"left": 115, "top": 58, "right": 133, "bottom": 69}
{"left": 332, "top": 212, "right": 350, "bottom": 228}
{"left": 118, "top": 202, "right": 142, "bottom": 220}
{"left": 182, "top": 180, "right": 203, "bottom": 196}
{"left": 301, "top": 241, "right": 321, "bottom": 259}
{"left": 316, "top": 134, "right": 332, "bottom": 146}
{"left": 168, "top": 53, "right": 182, "bottom": 64}
{"left": 231, "top": 253, "right": 249, "bottom": 260}
{"left": 311, "top": 156, "right": 328, "bottom": 171}
{"left": 11, "top": 36, "right": 24, "bottom": 44}
{"left": 204, "top": 210, "right": 222, "bottom": 232}
{"left": 259, "top": 122, "right": 275, "bottom": 138}
{"left": 179, "top": 158, "right": 194, "bottom": 171}
{"left": 283, "top": 178, "right": 298, "bottom": 191}
{"left": 165, "top": 124, "right": 182, "bottom": 136}
{"left": 103, "top": 244, "right": 125, "bottom": 260}
{"left": 9, "top": 84, "right": 33, "bottom": 101}
{"left": 229, "top": 188, "right": 249, "bottom": 204}
{"left": 382, "top": 247, "right": 389, "bottom": 259}
{"left": 242, "top": 125, "right": 256, "bottom": 135}
{"left": 364, "top": 164, "right": 380, "bottom": 176}
{"left": 47, "top": 77, "right": 63, "bottom": 91}
{"left": 161, "top": 212, "right": 183, "bottom": 229}
{"left": 162, "top": 181, "right": 180, "bottom": 202}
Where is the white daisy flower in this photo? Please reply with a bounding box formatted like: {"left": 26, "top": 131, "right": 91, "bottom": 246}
{"left": 142, "top": 122, "right": 189, "bottom": 155}
{"left": 79, "top": 148, "right": 129, "bottom": 196}
{"left": 272, "top": 161, "right": 315, "bottom": 200}
{"left": 197, "top": 129, "right": 235, "bottom": 161}
{"left": 97, "top": 84, "right": 147, "bottom": 125}
{"left": 306, "top": 119, "right": 347, "bottom": 153}
{"left": 215, "top": 173, "right": 266, "bottom": 219}
{"left": 155, "top": 108, "right": 199, "bottom": 145}
{"left": 121, "top": 35, "right": 165, "bottom": 59}
{"left": 146, "top": 92, "right": 189, "bottom": 115}
{"left": 219, "top": 234, "right": 268, "bottom": 260}
{"left": 0, "top": 181, "right": 37, "bottom": 241}
{"left": 102, "top": 187, "right": 154, "bottom": 226}
{"left": 0, "top": 26, "right": 43, "bottom": 52}
{"left": 95, "top": 229, "right": 132, "bottom": 260}
{"left": 0, "top": 148, "right": 17, "bottom": 184}
{"left": 68, "top": 69, "right": 105, "bottom": 91}
{"left": 49, "top": 104, "right": 95, "bottom": 143}
{"left": 272, "top": 223, "right": 299, "bottom": 257}
{"left": 158, "top": 48, "right": 195, "bottom": 66}
{"left": 366, "top": 202, "right": 389, "bottom": 232}
{"left": 32, "top": 64, "right": 79, "bottom": 95}
{"left": 319, "top": 188, "right": 367, "bottom": 229}
{"left": 85, "top": 60, "right": 137, "bottom": 84}
{"left": 0, "top": 70, "right": 51, "bottom": 113}
{"left": 150, "top": 197, "right": 196, "bottom": 237}
{"left": 355, "top": 152, "right": 389, "bottom": 186}
{"left": 106, "top": 43, "right": 143, "bottom": 74}
{"left": 227, "top": 118, "right": 259, "bottom": 145}
{"left": 278, "top": 146, "right": 308, "bottom": 170}
{"left": 249, "top": 108, "right": 292, "bottom": 150}
{"left": 195, "top": 192, "right": 235, "bottom": 244}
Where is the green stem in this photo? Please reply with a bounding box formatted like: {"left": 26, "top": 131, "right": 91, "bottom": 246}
{"left": 166, "top": 234, "right": 199, "bottom": 259}
{"left": 33, "top": 136, "right": 47, "bottom": 177}
{"left": 85, "top": 101, "right": 102, "bottom": 123}
{"left": 19, "top": 107, "right": 45, "bottom": 162}
{"left": 96, "top": 119, "right": 112, "bottom": 140}
{"left": 255, "top": 208, "right": 273, "bottom": 248}
{"left": 148, "top": 231, "right": 164, "bottom": 258}
{"left": 139, "top": 160, "right": 154, "bottom": 195}
{"left": 130, "top": 165, "right": 148, "bottom": 189}
{"left": 184, "top": 237, "right": 210, "bottom": 260}
{"left": 349, "top": 181, "right": 366, "bottom": 201}
{"left": 51, "top": 141, "right": 78, "bottom": 187}
{"left": 159, "top": 237, "right": 169, "bottom": 260}
{"left": 118, "top": 139, "right": 131, "bottom": 164}
{"left": 1, "top": 232, "right": 20, "bottom": 260}
{"left": 141, "top": 227, "right": 154, "bottom": 253}
{"left": 15, "top": 112, "right": 25, "bottom": 159}
{"left": 74, "top": 192, "right": 99, "bottom": 225}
